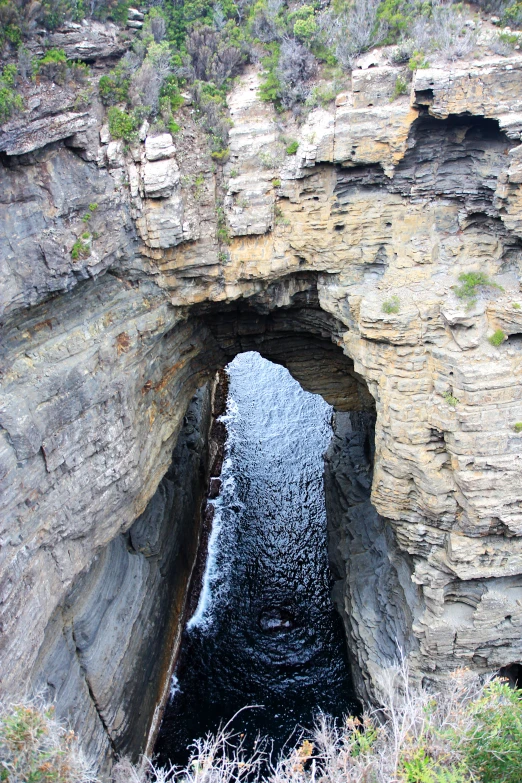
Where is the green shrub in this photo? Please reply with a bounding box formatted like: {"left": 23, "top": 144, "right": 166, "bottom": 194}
{"left": 0, "top": 701, "right": 95, "bottom": 783}
{"left": 98, "top": 66, "right": 130, "bottom": 106}
{"left": 306, "top": 82, "right": 338, "bottom": 108}
{"left": 272, "top": 178, "right": 281, "bottom": 187}
{"left": 377, "top": 0, "right": 416, "bottom": 43}
{"left": 71, "top": 239, "right": 90, "bottom": 260}
{"left": 409, "top": 50, "right": 429, "bottom": 70}
{"left": 498, "top": 31, "right": 520, "bottom": 46}
{"left": 488, "top": 329, "right": 506, "bottom": 347}
{"left": 160, "top": 74, "right": 184, "bottom": 112}
{"left": 0, "top": 64, "right": 23, "bottom": 123}
{"left": 258, "top": 44, "right": 282, "bottom": 104}
{"left": 211, "top": 147, "right": 230, "bottom": 161}
{"left": 293, "top": 15, "right": 317, "bottom": 43}
{"left": 453, "top": 271, "right": 503, "bottom": 309}
{"left": 38, "top": 48, "right": 68, "bottom": 83}
{"left": 399, "top": 746, "right": 470, "bottom": 782}
{"left": 382, "top": 295, "right": 400, "bottom": 314}
{"left": 513, "top": 302, "right": 521, "bottom": 310}
{"left": 464, "top": 679, "right": 522, "bottom": 783}
{"left": 88, "top": 203, "right": 98, "bottom": 212}
{"left": 0, "top": 19, "right": 22, "bottom": 47}
{"left": 286, "top": 140, "right": 299, "bottom": 155}
{"left": 39, "top": 48, "right": 67, "bottom": 64}
{"left": 391, "top": 75, "right": 408, "bottom": 100}
{"left": 443, "top": 391, "right": 460, "bottom": 407}
{"left": 514, "top": 422, "right": 522, "bottom": 433}
{"left": 229, "top": 169, "right": 239, "bottom": 178}
{"left": 216, "top": 203, "right": 231, "bottom": 243}
{"left": 502, "top": 1, "right": 522, "bottom": 28}
{"left": 217, "top": 226, "right": 231, "bottom": 243}
{"left": 275, "top": 204, "right": 290, "bottom": 226}
{"left": 107, "top": 106, "right": 137, "bottom": 141}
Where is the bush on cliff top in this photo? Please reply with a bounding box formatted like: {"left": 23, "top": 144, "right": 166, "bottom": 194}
{"left": 116, "top": 669, "right": 522, "bottom": 783}
{"left": 107, "top": 105, "right": 137, "bottom": 141}
{"left": 0, "top": 699, "right": 97, "bottom": 783}
{"left": 7, "top": 666, "right": 521, "bottom": 783}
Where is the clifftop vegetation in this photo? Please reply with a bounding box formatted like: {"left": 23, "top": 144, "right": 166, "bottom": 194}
{"left": 2, "top": 0, "right": 522, "bottom": 146}
{"left": 3, "top": 669, "right": 522, "bottom": 782}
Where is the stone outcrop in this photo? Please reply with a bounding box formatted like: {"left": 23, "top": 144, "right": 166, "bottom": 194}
{"left": 28, "top": 20, "right": 130, "bottom": 62}
{"left": 30, "top": 387, "right": 211, "bottom": 774}
{"left": 2, "top": 32, "right": 522, "bottom": 777}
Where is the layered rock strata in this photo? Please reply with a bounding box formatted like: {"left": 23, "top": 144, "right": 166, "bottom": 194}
{"left": 30, "top": 387, "right": 211, "bottom": 773}
{"left": 1, "top": 38, "right": 522, "bottom": 775}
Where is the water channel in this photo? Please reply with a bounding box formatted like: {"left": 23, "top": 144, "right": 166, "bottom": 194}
{"left": 154, "top": 351, "right": 358, "bottom": 766}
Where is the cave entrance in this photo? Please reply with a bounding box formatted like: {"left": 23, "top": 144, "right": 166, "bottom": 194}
{"left": 153, "top": 346, "right": 372, "bottom": 767}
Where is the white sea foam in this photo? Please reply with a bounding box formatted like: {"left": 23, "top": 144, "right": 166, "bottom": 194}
{"left": 169, "top": 673, "right": 181, "bottom": 701}
{"left": 186, "top": 352, "right": 332, "bottom": 631}
{"left": 187, "top": 401, "right": 242, "bottom": 631}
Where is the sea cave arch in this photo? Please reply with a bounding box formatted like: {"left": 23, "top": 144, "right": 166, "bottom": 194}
{"left": 22, "top": 269, "right": 419, "bottom": 777}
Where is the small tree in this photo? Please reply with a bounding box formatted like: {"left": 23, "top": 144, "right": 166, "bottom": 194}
{"left": 276, "top": 37, "right": 317, "bottom": 108}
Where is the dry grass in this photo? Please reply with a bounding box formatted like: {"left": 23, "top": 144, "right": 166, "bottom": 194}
{"left": 120, "top": 663, "right": 495, "bottom": 783}
{"left": 4, "top": 664, "right": 521, "bottom": 783}
{"left": 0, "top": 697, "right": 98, "bottom": 783}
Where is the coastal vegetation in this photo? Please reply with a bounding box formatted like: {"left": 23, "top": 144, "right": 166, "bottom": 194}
{"left": 4, "top": 668, "right": 522, "bottom": 783}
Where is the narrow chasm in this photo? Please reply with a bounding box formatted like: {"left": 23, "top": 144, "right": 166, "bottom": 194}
{"left": 154, "top": 352, "right": 361, "bottom": 766}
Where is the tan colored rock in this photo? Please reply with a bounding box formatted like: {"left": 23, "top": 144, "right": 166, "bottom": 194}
{"left": 413, "top": 57, "right": 522, "bottom": 119}
{"left": 3, "top": 51, "right": 522, "bottom": 777}
{"left": 224, "top": 68, "right": 279, "bottom": 236}
{"left": 136, "top": 192, "right": 186, "bottom": 247}
{"left": 352, "top": 66, "right": 409, "bottom": 108}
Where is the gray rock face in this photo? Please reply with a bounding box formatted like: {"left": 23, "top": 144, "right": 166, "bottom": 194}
{"left": 29, "top": 20, "right": 129, "bottom": 61}
{"left": 325, "top": 412, "right": 422, "bottom": 702}
{"left": 2, "top": 44, "right": 522, "bottom": 780}
{"left": 30, "top": 387, "right": 212, "bottom": 773}
{"left": 0, "top": 111, "right": 96, "bottom": 156}
{"left": 0, "top": 144, "right": 136, "bottom": 318}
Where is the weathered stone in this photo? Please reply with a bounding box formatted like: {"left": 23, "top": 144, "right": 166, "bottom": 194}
{"left": 30, "top": 387, "right": 212, "bottom": 774}
{"left": 413, "top": 57, "right": 522, "bottom": 119}
{"left": 106, "top": 140, "right": 124, "bottom": 168}
{"left": 0, "top": 111, "right": 96, "bottom": 156}
{"left": 145, "top": 133, "right": 176, "bottom": 161}
{"left": 352, "top": 65, "right": 410, "bottom": 108}
{"left": 141, "top": 158, "right": 179, "bottom": 198}
{"left": 37, "top": 20, "right": 128, "bottom": 61}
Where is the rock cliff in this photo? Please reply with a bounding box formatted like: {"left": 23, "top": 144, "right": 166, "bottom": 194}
{"left": 1, "top": 32, "right": 522, "bottom": 774}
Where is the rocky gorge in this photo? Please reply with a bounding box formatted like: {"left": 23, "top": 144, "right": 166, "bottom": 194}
{"left": 1, "top": 18, "right": 522, "bottom": 777}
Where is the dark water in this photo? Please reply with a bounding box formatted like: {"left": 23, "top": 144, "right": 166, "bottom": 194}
{"left": 154, "top": 352, "right": 359, "bottom": 766}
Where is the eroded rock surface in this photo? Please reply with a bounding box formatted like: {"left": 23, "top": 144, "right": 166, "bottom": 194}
{"left": 1, "top": 40, "right": 522, "bottom": 776}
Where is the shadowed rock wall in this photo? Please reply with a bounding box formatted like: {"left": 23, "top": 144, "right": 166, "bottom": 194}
{"left": 325, "top": 412, "right": 423, "bottom": 703}
{"left": 29, "top": 386, "right": 212, "bottom": 773}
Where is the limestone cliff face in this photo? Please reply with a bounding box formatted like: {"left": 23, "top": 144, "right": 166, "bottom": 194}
{"left": 1, "top": 35, "right": 522, "bottom": 773}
